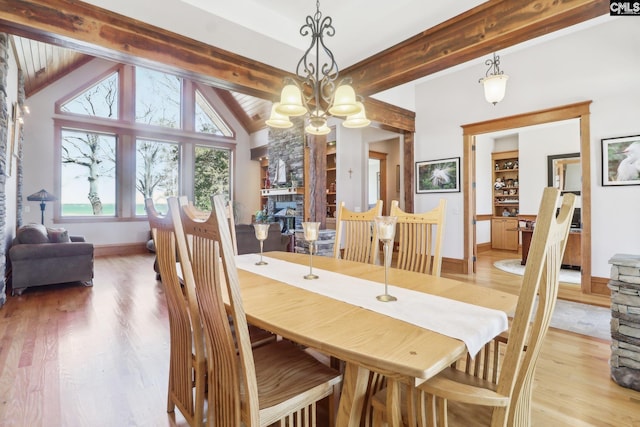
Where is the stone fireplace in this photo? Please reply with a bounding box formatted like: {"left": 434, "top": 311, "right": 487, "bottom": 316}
{"left": 609, "top": 253, "right": 640, "bottom": 392}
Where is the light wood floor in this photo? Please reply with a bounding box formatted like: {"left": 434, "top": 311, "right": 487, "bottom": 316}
{"left": 0, "top": 251, "right": 638, "bottom": 426}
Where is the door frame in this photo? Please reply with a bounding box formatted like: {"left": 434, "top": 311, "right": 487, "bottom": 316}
{"left": 369, "top": 150, "right": 388, "bottom": 214}
{"left": 462, "top": 101, "right": 593, "bottom": 294}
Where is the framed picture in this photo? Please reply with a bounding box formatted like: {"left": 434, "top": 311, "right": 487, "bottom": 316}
{"left": 415, "top": 157, "right": 460, "bottom": 193}
{"left": 601, "top": 135, "right": 640, "bottom": 186}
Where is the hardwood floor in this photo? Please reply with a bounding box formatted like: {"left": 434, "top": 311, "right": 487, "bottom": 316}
{"left": 0, "top": 252, "right": 637, "bottom": 426}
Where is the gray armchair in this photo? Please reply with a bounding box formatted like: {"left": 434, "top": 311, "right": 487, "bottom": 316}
{"left": 9, "top": 223, "right": 94, "bottom": 296}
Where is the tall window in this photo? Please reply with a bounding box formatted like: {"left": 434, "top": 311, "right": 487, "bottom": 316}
{"left": 135, "top": 67, "right": 182, "bottom": 128}
{"left": 194, "top": 145, "right": 231, "bottom": 210}
{"left": 61, "top": 129, "right": 116, "bottom": 216}
{"left": 135, "top": 139, "right": 180, "bottom": 215}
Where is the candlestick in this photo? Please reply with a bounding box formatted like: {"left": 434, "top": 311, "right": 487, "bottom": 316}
{"left": 253, "top": 223, "right": 270, "bottom": 265}
{"left": 374, "top": 216, "right": 398, "bottom": 302}
{"left": 302, "top": 222, "right": 321, "bottom": 280}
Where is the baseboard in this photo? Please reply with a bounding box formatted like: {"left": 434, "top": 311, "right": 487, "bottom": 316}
{"left": 477, "top": 242, "right": 492, "bottom": 253}
{"left": 442, "top": 257, "right": 465, "bottom": 274}
{"left": 590, "top": 276, "right": 610, "bottom": 296}
{"left": 95, "top": 243, "right": 149, "bottom": 257}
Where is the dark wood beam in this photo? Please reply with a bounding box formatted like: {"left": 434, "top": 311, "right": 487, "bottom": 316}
{"left": 342, "top": 0, "right": 610, "bottom": 96}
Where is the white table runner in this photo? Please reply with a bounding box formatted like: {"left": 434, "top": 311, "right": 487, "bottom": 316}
{"left": 235, "top": 254, "right": 508, "bottom": 356}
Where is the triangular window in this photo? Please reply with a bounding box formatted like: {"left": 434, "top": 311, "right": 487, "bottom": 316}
{"left": 195, "top": 90, "right": 233, "bottom": 137}
{"left": 60, "top": 72, "right": 119, "bottom": 119}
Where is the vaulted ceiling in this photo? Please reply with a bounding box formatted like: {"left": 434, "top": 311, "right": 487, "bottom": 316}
{"left": 1, "top": 0, "right": 610, "bottom": 134}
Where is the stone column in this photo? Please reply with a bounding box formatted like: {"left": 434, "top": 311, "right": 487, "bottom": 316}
{"left": 609, "top": 253, "right": 640, "bottom": 391}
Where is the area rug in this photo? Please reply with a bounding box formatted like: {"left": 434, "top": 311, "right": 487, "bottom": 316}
{"left": 494, "top": 258, "right": 581, "bottom": 285}
{"left": 493, "top": 259, "right": 610, "bottom": 340}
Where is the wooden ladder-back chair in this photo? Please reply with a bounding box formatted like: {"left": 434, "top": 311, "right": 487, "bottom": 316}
{"left": 389, "top": 199, "right": 446, "bottom": 277}
{"left": 333, "top": 200, "right": 383, "bottom": 264}
{"left": 145, "top": 198, "right": 206, "bottom": 427}
{"left": 177, "top": 196, "right": 238, "bottom": 255}
{"left": 169, "top": 195, "right": 342, "bottom": 427}
{"left": 371, "top": 188, "right": 576, "bottom": 427}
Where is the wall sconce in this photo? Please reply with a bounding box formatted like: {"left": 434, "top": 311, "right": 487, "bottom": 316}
{"left": 479, "top": 53, "right": 509, "bottom": 105}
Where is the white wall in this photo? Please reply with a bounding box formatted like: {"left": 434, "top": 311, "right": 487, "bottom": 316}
{"left": 413, "top": 17, "right": 640, "bottom": 277}
{"left": 22, "top": 58, "right": 257, "bottom": 244}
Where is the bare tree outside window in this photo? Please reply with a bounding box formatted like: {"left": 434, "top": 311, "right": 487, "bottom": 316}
{"left": 61, "top": 129, "right": 116, "bottom": 215}
{"left": 136, "top": 67, "right": 181, "bottom": 128}
{"left": 194, "top": 145, "right": 231, "bottom": 210}
{"left": 61, "top": 72, "right": 119, "bottom": 118}
{"left": 135, "top": 139, "right": 179, "bottom": 214}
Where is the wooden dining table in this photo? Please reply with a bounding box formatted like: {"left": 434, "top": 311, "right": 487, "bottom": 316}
{"left": 234, "top": 251, "right": 517, "bottom": 427}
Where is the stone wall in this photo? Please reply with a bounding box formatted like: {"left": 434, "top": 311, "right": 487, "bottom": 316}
{"left": 0, "top": 34, "right": 9, "bottom": 307}
{"left": 609, "top": 253, "right": 640, "bottom": 391}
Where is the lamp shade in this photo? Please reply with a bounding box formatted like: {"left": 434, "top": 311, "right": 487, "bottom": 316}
{"left": 276, "top": 84, "right": 307, "bottom": 116}
{"left": 328, "top": 84, "right": 360, "bottom": 116}
{"left": 27, "top": 189, "right": 57, "bottom": 202}
{"left": 305, "top": 122, "right": 332, "bottom": 135}
{"left": 481, "top": 74, "right": 509, "bottom": 105}
{"left": 265, "top": 103, "right": 294, "bottom": 129}
{"left": 342, "top": 102, "right": 371, "bottom": 128}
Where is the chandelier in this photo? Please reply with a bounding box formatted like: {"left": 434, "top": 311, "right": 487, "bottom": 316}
{"left": 479, "top": 53, "right": 509, "bottom": 105}
{"left": 266, "top": 0, "right": 370, "bottom": 135}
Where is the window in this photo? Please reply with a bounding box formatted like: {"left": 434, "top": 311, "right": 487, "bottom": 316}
{"left": 56, "top": 64, "right": 235, "bottom": 221}
{"left": 60, "top": 72, "right": 119, "bottom": 119}
{"left": 135, "top": 139, "right": 180, "bottom": 215}
{"left": 135, "top": 67, "right": 181, "bottom": 128}
{"left": 195, "top": 90, "right": 233, "bottom": 136}
{"left": 61, "top": 129, "right": 116, "bottom": 216}
{"left": 194, "top": 145, "right": 231, "bottom": 210}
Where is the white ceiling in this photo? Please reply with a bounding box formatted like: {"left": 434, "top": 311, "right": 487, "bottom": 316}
{"left": 78, "top": 0, "right": 609, "bottom": 111}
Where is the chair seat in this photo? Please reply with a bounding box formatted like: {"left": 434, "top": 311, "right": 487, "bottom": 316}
{"left": 419, "top": 367, "right": 506, "bottom": 407}
{"left": 254, "top": 340, "right": 342, "bottom": 414}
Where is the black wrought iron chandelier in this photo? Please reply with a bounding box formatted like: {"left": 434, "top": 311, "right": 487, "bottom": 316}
{"left": 266, "top": 0, "right": 370, "bottom": 135}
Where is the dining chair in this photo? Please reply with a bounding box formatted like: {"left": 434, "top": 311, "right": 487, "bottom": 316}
{"left": 169, "top": 194, "right": 343, "bottom": 427}
{"left": 371, "top": 187, "right": 576, "bottom": 427}
{"left": 145, "top": 198, "right": 206, "bottom": 427}
{"left": 389, "top": 199, "right": 446, "bottom": 277}
{"left": 177, "top": 196, "right": 238, "bottom": 255}
{"left": 333, "top": 200, "right": 383, "bottom": 264}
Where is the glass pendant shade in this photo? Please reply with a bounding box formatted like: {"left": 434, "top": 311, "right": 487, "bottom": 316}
{"left": 328, "top": 84, "right": 360, "bottom": 116}
{"left": 276, "top": 84, "right": 307, "bottom": 116}
{"left": 343, "top": 102, "right": 371, "bottom": 128}
{"left": 481, "top": 74, "right": 509, "bottom": 105}
{"left": 305, "top": 122, "right": 332, "bottom": 135}
{"left": 265, "top": 103, "right": 294, "bottom": 129}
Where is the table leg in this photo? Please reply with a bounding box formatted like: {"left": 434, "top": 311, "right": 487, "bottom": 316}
{"left": 336, "top": 362, "right": 369, "bottom": 427}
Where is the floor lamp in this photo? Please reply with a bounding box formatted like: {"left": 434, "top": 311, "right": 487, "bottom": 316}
{"left": 27, "top": 189, "right": 57, "bottom": 225}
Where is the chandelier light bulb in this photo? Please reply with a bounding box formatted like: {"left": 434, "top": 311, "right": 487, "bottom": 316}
{"left": 343, "top": 102, "right": 371, "bottom": 128}
{"left": 276, "top": 84, "right": 307, "bottom": 116}
{"left": 265, "top": 103, "right": 294, "bottom": 129}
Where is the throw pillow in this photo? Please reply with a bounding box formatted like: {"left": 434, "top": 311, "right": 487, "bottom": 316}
{"left": 17, "top": 223, "right": 50, "bottom": 244}
{"left": 47, "top": 227, "right": 70, "bottom": 243}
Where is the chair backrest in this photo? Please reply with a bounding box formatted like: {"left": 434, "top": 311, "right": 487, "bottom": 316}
{"left": 168, "top": 194, "right": 261, "bottom": 426}
{"left": 389, "top": 199, "right": 446, "bottom": 276}
{"left": 145, "top": 198, "right": 206, "bottom": 426}
{"left": 177, "top": 195, "right": 238, "bottom": 256}
{"left": 494, "top": 187, "right": 576, "bottom": 426}
{"left": 333, "top": 200, "right": 383, "bottom": 264}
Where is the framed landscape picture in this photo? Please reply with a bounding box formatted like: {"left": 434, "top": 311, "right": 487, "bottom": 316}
{"left": 415, "top": 157, "right": 460, "bottom": 193}
{"left": 601, "top": 135, "right": 640, "bottom": 186}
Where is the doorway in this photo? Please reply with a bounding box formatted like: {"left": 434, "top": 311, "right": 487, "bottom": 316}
{"left": 462, "top": 101, "right": 593, "bottom": 294}
{"left": 368, "top": 151, "right": 387, "bottom": 213}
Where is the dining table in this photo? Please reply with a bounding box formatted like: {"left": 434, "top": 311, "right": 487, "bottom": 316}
{"left": 233, "top": 251, "right": 518, "bottom": 427}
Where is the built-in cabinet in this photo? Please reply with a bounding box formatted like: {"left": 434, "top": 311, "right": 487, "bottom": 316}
{"left": 326, "top": 141, "right": 337, "bottom": 229}
{"left": 259, "top": 157, "right": 269, "bottom": 209}
{"left": 491, "top": 150, "right": 519, "bottom": 250}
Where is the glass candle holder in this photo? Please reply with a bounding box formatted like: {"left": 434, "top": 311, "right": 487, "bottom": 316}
{"left": 302, "top": 222, "right": 321, "bottom": 279}
{"left": 375, "top": 216, "right": 398, "bottom": 302}
{"left": 253, "top": 223, "right": 270, "bottom": 265}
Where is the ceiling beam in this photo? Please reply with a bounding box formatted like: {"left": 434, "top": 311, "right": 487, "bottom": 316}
{"left": 342, "top": 0, "right": 610, "bottom": 96}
